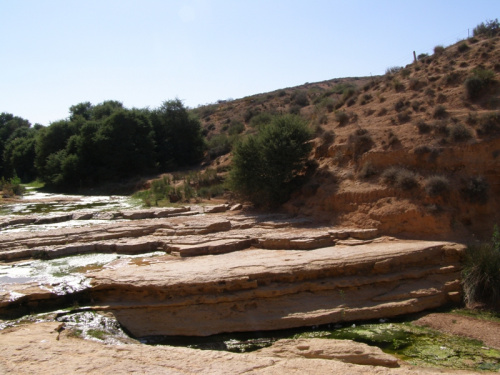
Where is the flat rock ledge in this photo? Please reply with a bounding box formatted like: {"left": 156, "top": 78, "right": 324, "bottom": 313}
{"left": 88, "top": 240, "right": 464, "bottom": 337}
{"left": 0, "top": 322, "right": 466, "bottom": 374}
{"left": 0, "top": 209, "right": 464, "bottom": 340}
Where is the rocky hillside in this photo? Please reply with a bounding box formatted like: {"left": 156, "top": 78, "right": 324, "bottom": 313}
{"left": 194, "top": 32, "right": 500, "bottom": 240}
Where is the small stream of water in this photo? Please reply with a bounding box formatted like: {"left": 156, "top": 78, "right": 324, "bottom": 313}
{"left": 1, "top": 189, "right": 500, "bottom": 371}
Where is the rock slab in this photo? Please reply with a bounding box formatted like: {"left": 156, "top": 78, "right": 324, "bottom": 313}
{"left": 88, "top": 240, "right": 464, "bottom": 337}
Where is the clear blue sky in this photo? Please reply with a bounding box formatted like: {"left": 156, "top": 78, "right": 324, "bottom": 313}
{"left": 1, "top": 0, "right": 498, "bottom": 125}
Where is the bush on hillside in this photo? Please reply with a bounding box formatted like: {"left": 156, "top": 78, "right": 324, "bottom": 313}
{"left": 416, "top": 120, "right": 432, "bottom": 134}
{"left": 477, "top": 111, "right": 500, "bottom": 135}
{"left": 424, "top": 175, "right": 451, "bottom": 197}
{"left": 462, "top": 225, "right": 500, "bottom": 308}
{"left": 449, "top": 123, "right": 473, "bottom": 142}
{"left": 229, "top": 114, "right": 312, "bottom": 207}
{"left": 382, "top": 167, "right": 419, "bottom": 191}
{"left": 433, "top": 45, "right": 445, "bottom": 56}
{"left": 385, "top": 66, "right": 402, "bottom": 75}
{"left": 457, "top": 42, "right": 470, "bottom": 53}
{"left": 473, "top": 19, "right": 500, "bottom": 38}
{"left": 291, "top": 91, "right": 309, "bottom": 107}
{"left": 347, "top": 128, "right": 374, "bottom": 159}
{"left": 461, "top": 176, "right": 489, "bottom": 204}
{"left": 335, "top": 111, "right": 349, "bottom": 127}
{"left": 433, "top": 105, "right": 448, "bottom": 119}
{"left": 464, "top": 68, "right": 495, "bottom": 100}
{"left": 358, "top": 161, "right": 377, "bottom": 179}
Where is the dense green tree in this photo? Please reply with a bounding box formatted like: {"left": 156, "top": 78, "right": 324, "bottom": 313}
{"left": 69, "top": 102, "right": 93, "bottom": 121}
{"left": 93, "top": 109, "right": 156, "bottom": 181}
{"left": 151, "top": 99, "right": 205, "bottom": 170}
{"left": 0, "top": 113, "right": 31, "bottom": 177}
{"left": 3, "top": 98, "right": 205, "bottom": 190}
{"left": 34, "top": 120, "right": 76, "bottom": 183}
{"left": 3, "top": 127, "right": 38, "bottom": 182}
{"left": 229, "top": 114, "right": 312, "bottom": 207}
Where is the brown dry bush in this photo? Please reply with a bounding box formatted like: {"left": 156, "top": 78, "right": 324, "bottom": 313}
{"left": 424, "top": 175, "right": 451, "bottom": 197}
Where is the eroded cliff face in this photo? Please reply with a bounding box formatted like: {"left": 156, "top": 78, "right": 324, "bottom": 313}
{"left": 285, "top": 137, "right": 500, "bottom": 239}
{"left": 0, "top": 207, "right": 464, "bottom": 337}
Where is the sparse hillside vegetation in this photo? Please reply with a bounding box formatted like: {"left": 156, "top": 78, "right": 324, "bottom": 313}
{"left": 188, "top": 20, "right": 500, "bottom": 238}
{"left": 2, "top": 20, "right": 500, "bottom": 240}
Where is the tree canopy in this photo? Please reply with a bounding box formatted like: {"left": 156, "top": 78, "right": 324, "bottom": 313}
{"left": 1, "top": 99, "right": 206, "bottom": 189}
{"left": 229, "top": 114, "right": 312, "bottom": 207}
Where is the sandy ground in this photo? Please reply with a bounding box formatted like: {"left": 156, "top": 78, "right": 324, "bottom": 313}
{"left": 414, "top": 312, "right": 500, "bottom": 349}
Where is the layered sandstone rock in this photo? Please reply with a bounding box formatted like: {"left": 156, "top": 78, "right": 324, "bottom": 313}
{"left": 88, "top": 240, "right": 463, "bottom": 337}
{"left": 0, "top": 209, "right": 464, "bottom": 339}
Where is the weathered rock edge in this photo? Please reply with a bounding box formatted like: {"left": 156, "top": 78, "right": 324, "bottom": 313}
{"left": 2, "top": 321, "right": 467, "bottom": 374}
{"left": 87, "top": 240, "right": 464, "bottom": 337}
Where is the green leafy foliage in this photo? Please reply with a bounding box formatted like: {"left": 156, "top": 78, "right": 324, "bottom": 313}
{"left": 463, "top": 225, "right": 500, "bottom": 308}
{"left": 229, "top": 115, "right": 312, "bottom": 207}
{"left": 2, "top": 99, "right": 206, "bottom": 190}
{"left": 473, "top": 19, "right": 500, "bottom": 38}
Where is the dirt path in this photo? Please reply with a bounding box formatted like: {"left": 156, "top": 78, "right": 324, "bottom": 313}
{"left": 414, "top": 313, "right": 500, "bottom": 349}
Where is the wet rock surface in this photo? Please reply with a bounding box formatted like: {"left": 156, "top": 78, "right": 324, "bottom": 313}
{"left": 0, "top": 321, "right": 473, "bottom": 374}
{"left": 0, "top": 201, "right": 464, "bottom": 339}
{"left": 0, "top": 193, "right": 471, "bottom": 372}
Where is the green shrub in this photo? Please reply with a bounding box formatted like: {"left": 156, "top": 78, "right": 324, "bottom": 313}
{"left": 464, "top": 68, "right": 495, "bottom": 100}
{"left": 462, "top": 225, "right": 500, "bottom": 308}
{"left": 424, "top": 175, "right": 451, "bottom": 197}
{"left": 473, "top": 19, "right": 500, "bottom": 38}
{"left": 228, "top": 121, "right": 245, "bottom": 135}
{"left": 249, "top": 112, "right": 274, "bottom": 128}
{"left": 0, "top": 175, "right": 25, "bottom": 197}
{"left": 206, "top": 134, "right": 233, "bottom": 159}
{"left": 229, "top": 114, "right": 312, "bottom": 207}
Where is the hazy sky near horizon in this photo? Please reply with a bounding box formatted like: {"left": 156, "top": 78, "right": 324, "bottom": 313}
{"left": 1, "top": 0, "right": 498, "bottom": 125}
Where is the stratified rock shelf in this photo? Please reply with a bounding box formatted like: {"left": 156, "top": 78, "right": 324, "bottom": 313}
{"left": 89, "top": 240, "right": 463, "bottom": 337}
{"left": 0, "top": 207, "right": 464, "bottom": 338}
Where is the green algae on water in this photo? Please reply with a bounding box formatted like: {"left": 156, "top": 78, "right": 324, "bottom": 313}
{"left": 309, "top": 322, "right": 500, "bottom": 371}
